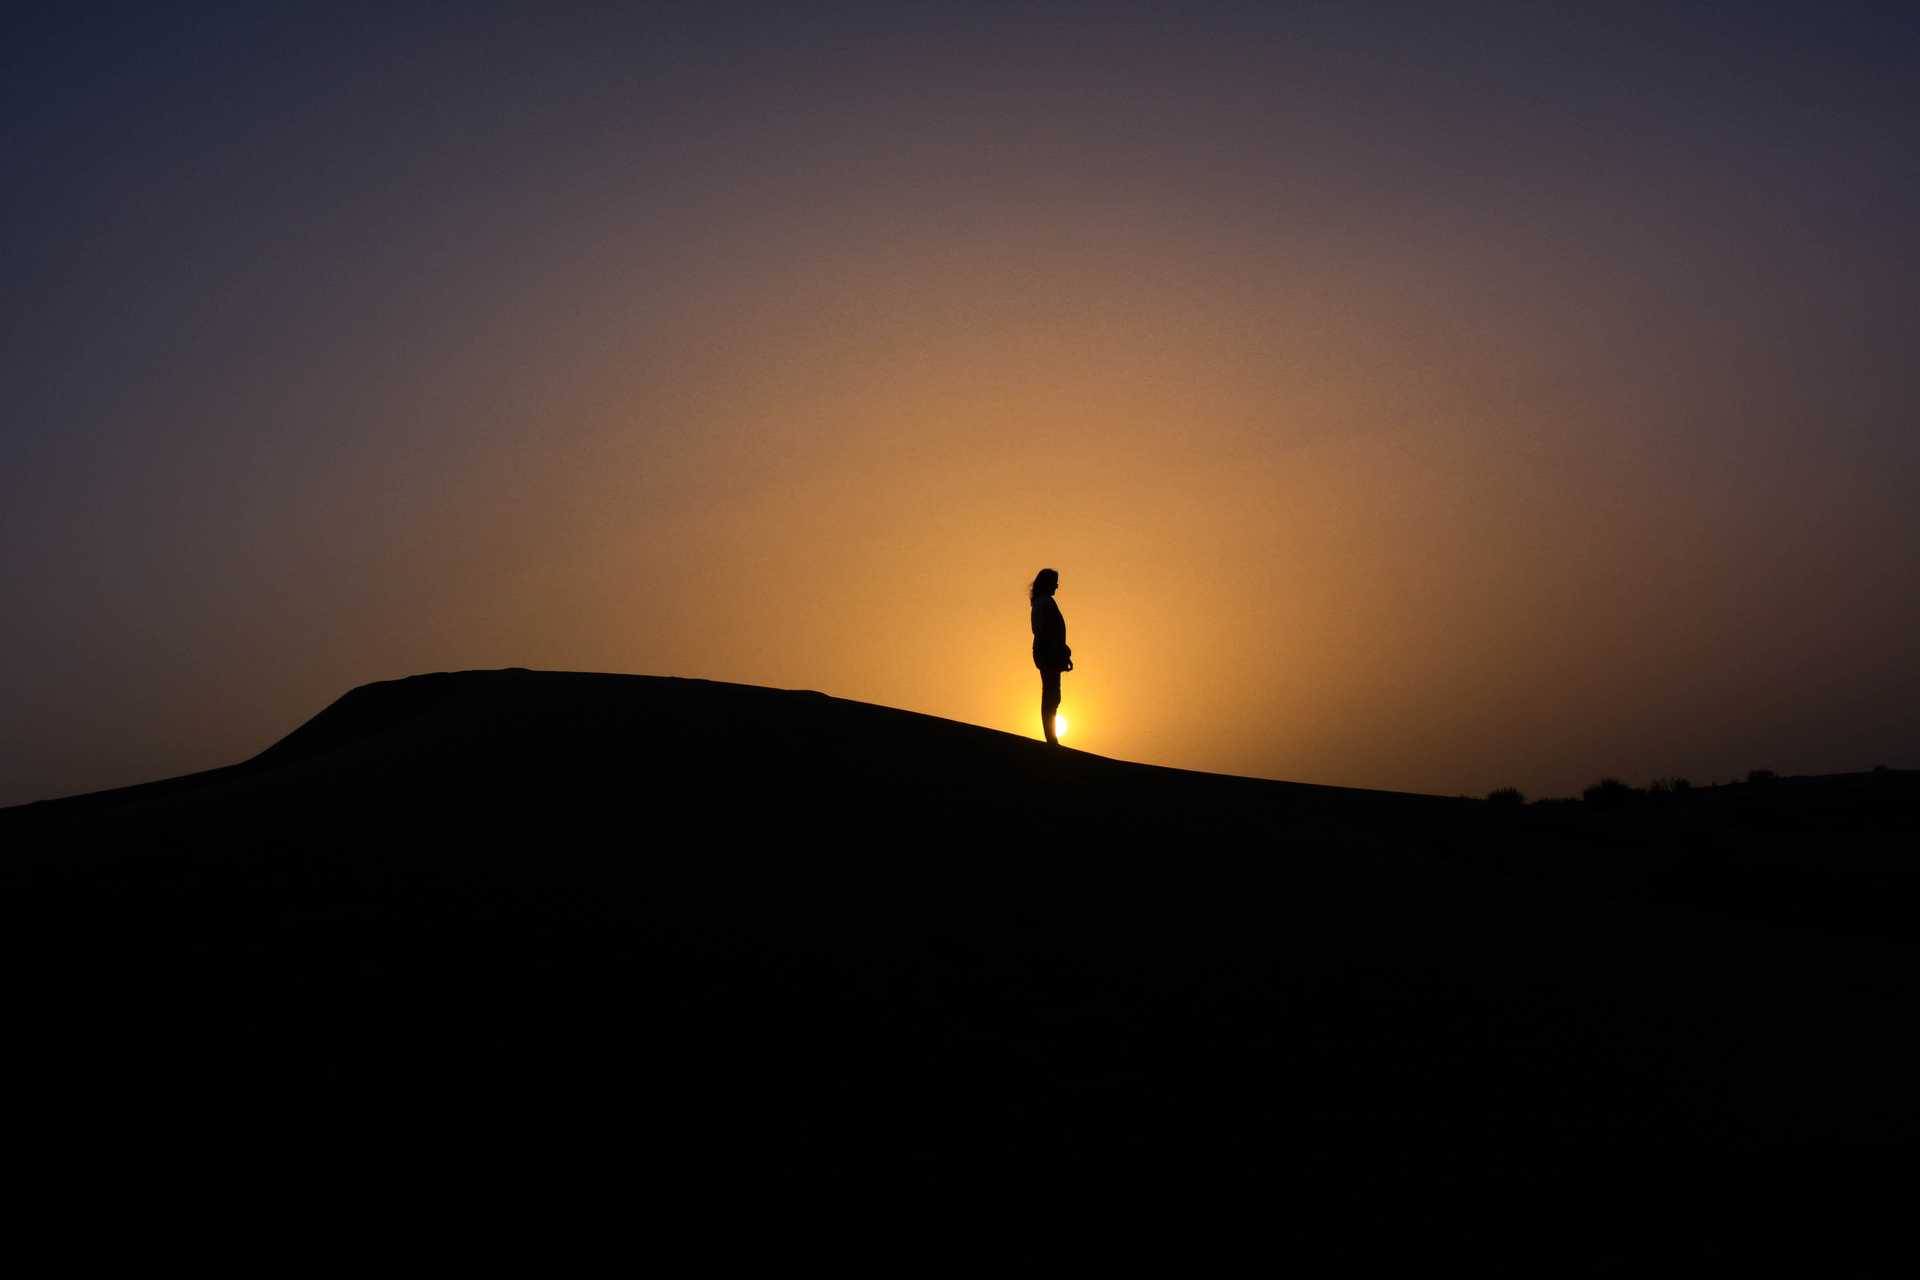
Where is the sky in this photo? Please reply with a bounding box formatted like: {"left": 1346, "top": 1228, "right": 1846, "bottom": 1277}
{"left": 4, "top": 1, "right": 1917, "bottom": 806}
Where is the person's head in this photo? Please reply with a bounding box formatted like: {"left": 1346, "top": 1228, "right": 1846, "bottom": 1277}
{"left": 1029, "top": 568, "right": 1059, "bottom": 602}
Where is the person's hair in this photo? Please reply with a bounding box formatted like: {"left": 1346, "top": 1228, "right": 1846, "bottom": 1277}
{"left": 1029, "top": 568, "right": 1058, "bottom": 603}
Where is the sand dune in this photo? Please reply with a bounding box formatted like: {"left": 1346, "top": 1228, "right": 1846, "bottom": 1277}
{"left": 5, "top": 669, "right": 1915, "bottom": 1265}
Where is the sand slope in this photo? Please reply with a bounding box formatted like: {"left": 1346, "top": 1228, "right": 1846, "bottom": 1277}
{"left": 5, "top": 669, "right": 1916, "bottom": 1266}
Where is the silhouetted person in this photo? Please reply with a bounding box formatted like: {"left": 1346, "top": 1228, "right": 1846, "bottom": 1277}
{"left": 1030, "top": 567, "right": 1072, "bottom": 745}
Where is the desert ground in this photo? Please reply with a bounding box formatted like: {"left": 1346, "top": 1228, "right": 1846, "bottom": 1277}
{"left": 6, "top": 669, "right": 1915, "bottom": 1267}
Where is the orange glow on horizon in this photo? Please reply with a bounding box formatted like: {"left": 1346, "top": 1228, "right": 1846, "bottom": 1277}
{"left": 7, "top": 6, "right": 1916, "bottom": 809}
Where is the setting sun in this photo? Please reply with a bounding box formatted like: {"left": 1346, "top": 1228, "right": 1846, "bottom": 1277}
{"left": 1055, "top": 716, "right": 1068, "bottom": 741}
{"left": 2, "top": 2, "right": 1913, "bottom": 815}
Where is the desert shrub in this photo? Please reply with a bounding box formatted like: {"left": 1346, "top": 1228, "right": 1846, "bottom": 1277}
{"left": 1486, "top": 786, "right": 1525, "bottom": 807}
{"left": 1583, "top": 777, "right": 1635, "bottom": 809}
{"left": 1647, "top": 777, "right": 1692, "bottom": 797}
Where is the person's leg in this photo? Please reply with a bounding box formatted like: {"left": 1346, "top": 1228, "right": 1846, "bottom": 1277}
{"left": 1041, "top": 668, "right": 1061, "bottom": 745}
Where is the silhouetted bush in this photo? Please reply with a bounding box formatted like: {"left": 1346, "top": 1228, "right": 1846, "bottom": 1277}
{"left": 1486, "top": 786, "right": 1525, "bottom": 807}
{"left": 1747, "top": 769, "right": 1777, "bottom": 785}
{"left": 1647, "top": 777, "right": 1692, "bottom": 797}
{"left": 1583, "top": 777, "right": 1635, "bottom": 809}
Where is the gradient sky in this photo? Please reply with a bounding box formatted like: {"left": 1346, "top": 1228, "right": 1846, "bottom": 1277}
{"left": 5, "top": 1, "right": 1916, "bottom": 806}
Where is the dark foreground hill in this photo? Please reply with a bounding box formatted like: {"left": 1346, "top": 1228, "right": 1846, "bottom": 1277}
{"left": 5, "top": 670, "right": 1918, "bottom": 1267}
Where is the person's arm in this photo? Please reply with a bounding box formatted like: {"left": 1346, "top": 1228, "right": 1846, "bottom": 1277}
{"left": 1041, "top": 599, "right": 1069, "bottom": 666}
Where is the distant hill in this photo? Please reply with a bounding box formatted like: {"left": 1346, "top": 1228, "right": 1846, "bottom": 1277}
{"left": 5, "top": 670, "right": 1916, "bottom": 1265}
{"left": 10, "top": 667, "right": 1450, "bottom": 832}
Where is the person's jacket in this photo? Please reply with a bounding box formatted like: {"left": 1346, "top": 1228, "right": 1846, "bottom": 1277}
{"left": 1031, "top": 595, "right": 1071, "bottom": 672}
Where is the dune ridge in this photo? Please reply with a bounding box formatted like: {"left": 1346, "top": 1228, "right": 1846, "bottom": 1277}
{"left": 4, "top": 669, "right": 1916, "bottom": 1265}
